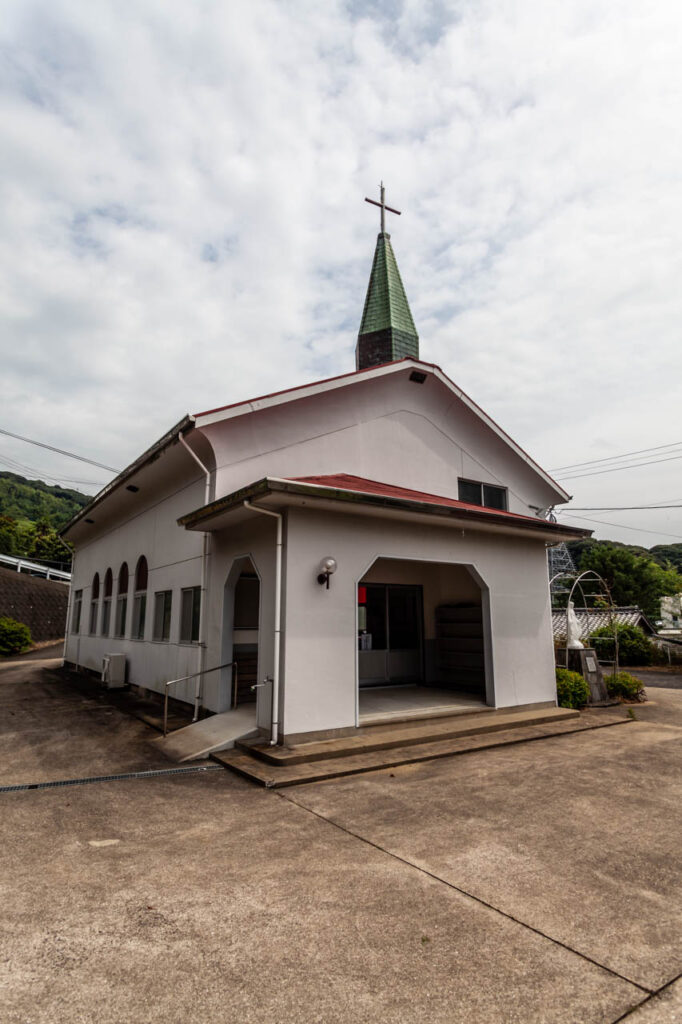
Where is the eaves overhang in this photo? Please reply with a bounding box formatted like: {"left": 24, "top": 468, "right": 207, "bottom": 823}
{"left": 60, "top": 414, "right": 195, "bottom": 540}
{"left": 178, "top": 476, "right": 590, "bottom": 542}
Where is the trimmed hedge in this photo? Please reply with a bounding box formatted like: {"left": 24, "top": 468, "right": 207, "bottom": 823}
{"left": 556, "top": 667, "right": 590, "bottom": 709}
{"left": 589, "top": 624, "right": 653, "bottom": 666}
{"left": 605, "top": 672, "right": 647, "bottom": 703}
{"left": 0, "top": 616, "right": 32, "bottom": 655}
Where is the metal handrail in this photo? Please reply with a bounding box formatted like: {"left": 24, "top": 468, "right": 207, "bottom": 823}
{"left": 163, "top": 660, "right": 237, "bottom": 737}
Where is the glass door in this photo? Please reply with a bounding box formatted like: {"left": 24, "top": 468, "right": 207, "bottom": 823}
{"left": 358, "top": 583, "right": 423, "bottom": 687}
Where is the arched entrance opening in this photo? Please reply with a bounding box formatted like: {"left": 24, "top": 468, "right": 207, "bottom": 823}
{"left": 357, "top": 556, "right": 492, "bottom": 722}
{"left": 221, "top": 556, "right": 261, "bottom": 712}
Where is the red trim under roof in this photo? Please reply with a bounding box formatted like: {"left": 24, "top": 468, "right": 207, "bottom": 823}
{"left": 290, "top": 474, "right": 549, "bottom": 526}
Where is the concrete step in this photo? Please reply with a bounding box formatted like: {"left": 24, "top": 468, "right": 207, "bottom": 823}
{"left": 237, "top": 706, "right": 579, "bottom": 766}
{"left": 215, "top": 710, "right": 628, "bottom": 788}
{"left": 152, "top": 706, "right": 258, "bottom": 763}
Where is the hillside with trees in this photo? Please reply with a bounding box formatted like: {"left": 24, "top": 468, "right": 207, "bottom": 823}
{"left": 0, "top": 472, "right": 93, "bottom": 569}
{"left": 566, "top": 538, "right": 682, "bottom": 620}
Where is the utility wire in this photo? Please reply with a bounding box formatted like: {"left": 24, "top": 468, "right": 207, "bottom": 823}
{"left": 557, "top": 512, "right": 682, "bottom": 542}
{"left": 0, "top": 427, "right": 120, "bottom": 473}
{"left": 0, "top": 451, "right": 102, "bottom": 487}
{"left": 551, "top": 440, "right": 682, "bottom": 473}
{"left": 557, "top": 452, "right": 682, "bottom": 481}
{"left": 567, "top": 504, "right": 682, "bottom": 511}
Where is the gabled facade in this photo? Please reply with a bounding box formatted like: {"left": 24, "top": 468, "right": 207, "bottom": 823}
{"left": 62, "top": 223, "right": 587, "bottom": 746}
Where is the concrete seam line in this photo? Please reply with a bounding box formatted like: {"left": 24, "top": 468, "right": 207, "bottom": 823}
{"left": 609, "top": 970, "right": 682, "bottom": 1023}
{"left": 277, "top": 791, "right": 652, "bottom": 996}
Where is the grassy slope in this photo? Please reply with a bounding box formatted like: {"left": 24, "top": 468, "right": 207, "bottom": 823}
{"left": 0, "top": 472, "right": 92, "bottom": 530}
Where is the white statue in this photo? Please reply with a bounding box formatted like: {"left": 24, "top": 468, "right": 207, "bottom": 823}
{"left": 566, "top": 601, "right": 584, "bottom": 649}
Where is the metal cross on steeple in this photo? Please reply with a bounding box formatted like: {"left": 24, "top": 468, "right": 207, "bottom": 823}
{"left": 364, "top": 181, "right": 401, "bottom": 235}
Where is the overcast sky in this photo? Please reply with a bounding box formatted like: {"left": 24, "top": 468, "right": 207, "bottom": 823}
{"left": 1, "top": 0, "right": 681, "bottom": 548}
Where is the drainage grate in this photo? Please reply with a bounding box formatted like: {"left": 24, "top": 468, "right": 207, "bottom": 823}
{"left": 0, "top": 764, "right": 224, "bottom": 793}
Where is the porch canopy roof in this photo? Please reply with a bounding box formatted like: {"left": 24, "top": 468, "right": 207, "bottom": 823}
{"left": 178, "top": 472, "right": 590, "bottom": 543}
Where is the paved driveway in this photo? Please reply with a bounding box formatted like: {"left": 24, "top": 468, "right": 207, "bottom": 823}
{"left": 0, "top": 654, "right": 680, "bottom": 1023}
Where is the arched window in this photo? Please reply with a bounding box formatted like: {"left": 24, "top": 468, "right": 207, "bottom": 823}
{"left": 115, "top": 562, "right": 129, "bottom": 637}
{"left": 101, "top": 568, "right": 113, "bottom": 636}
{"left": 132, "top": 555, "right": 148, "bottom": 640}
{"left": 89, "top": 573, "right": 100, "bottom": 635}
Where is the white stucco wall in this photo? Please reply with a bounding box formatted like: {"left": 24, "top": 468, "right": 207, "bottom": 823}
{"left": 63, "top": 364, "right": 564, "bottom": 725}
{"left": 64, "top": 467, "right": 208, "bottom": 705}
{"left": 278, "top": 507, "right": 557, "bottom": 737}
{"left": 200, "top": 367, "right": 562, "bottom": 517}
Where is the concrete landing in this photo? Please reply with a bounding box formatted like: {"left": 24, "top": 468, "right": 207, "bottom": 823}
{"left": 152, "top": 706, "right": 258, "bottom": 763}
{"left": 237, "top": 706, "right": 578, "bottom": 766}
{"left": 216, "top": 708, "right": 629, "bottom": 788}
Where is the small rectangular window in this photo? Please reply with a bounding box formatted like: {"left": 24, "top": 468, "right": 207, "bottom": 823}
{"left": 101, "top": 598, "right": 111, "bottom": 637}
{"left": 153, "top": 591, "right": 173, "bottom": 641}
{"left": 131, "top": 594, "right": 147, "bottom": 640}
{"left": 180, "top": 587, "right": 201, "bottom": 643}
{"left": 89, "top": 600, "right": 99, "bottom": 636}
{"left": 458, "top": 478, "right": 508, "bottom": 512}
{"left": 458, "top": 480, "right": 482, "bottom": 505}
{"left": 115, "top": 596, "right": 127, "bottom": 638}
{"left": 71, "top": 590, "right": 83, "bottom": 634}
{"left": 483, "top": 484, "right": 507, "bottom": 511}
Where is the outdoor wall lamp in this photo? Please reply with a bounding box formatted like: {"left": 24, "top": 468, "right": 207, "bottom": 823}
{"left": 317, "top": 556, "right": 338, "bottom": 589}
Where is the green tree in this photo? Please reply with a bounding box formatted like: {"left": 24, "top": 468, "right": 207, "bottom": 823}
{"left": 579, "top": 544, "right": 682, "bottom": 620}
{"left": 27, "top": 518, "right": 71, "bottom": 567}
{"left": 0, "top": 515, "right": 19, "bottom": 555}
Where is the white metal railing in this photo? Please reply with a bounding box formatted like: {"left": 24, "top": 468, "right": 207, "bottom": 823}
{"left": 0, "top": 552, "right": 71, "bottom": 582}
{"left": 163, "top": 660, "right": 238, "bottom": 737}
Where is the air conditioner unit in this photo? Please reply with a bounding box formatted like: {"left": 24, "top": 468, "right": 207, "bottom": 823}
{"left": 101, "top": 654, "right": 127, "bottom": 689}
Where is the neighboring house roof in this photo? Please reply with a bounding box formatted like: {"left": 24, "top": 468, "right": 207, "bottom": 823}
{"left": 179, "top": 472, "right": 588, "bottom": 540}
{"left": 551, "top": 607, "right": 657, "bottom": 641}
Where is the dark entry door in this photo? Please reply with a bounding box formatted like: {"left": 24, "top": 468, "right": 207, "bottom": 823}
{"left": 358, "top": 584, "right": 423, "bottom": 686}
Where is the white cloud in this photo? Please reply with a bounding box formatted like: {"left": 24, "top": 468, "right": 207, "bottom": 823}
{"left": 0, "top": 0, "right": 681, "bottom": 546}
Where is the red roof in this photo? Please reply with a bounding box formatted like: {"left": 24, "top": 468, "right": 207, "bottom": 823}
{"left": 290, "top": 473, "right": 549, "bottom": 526}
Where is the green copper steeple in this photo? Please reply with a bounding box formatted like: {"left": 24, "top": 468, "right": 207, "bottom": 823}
{"left": 356, "top": 186, "right": 419, "bottom": 370}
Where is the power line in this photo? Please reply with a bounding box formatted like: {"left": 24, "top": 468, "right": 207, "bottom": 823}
{"left": 557, "top": 512, "right": 682, "bottom": 542}
{"left": 551, "top": 440, "right": 682, "bottom": 473}
{"left": 557, "top": 452, "right": 682, "bottom": 481}
{"left": 567, "top": 504, "right": 682, "bottom": 511}
{"left": 0, "top": 427, "right": 120, "bottom": 473}
{"left": 0, "top": 451, "right": 102, "bottom": 487}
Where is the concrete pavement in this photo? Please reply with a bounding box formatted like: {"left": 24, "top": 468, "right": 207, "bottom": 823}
{"left": 0, "top": 654, "right": 680, "bottom": 1022}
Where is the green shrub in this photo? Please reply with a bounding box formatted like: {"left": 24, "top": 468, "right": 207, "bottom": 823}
{"left": 589, "top": 623, "right": 653, "bottom": 666}
{"left": 556, "top": 667, "right": 590, "bottom": 709}
{"left": 605, "top": 672, "right": 646, "bottom": 702}
{"left": 0, "top": 616, "right": 32, "bottom": 655}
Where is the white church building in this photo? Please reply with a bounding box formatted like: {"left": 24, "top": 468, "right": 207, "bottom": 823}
{"left": 62, "top": 201, "right": 586, "bottom": 746}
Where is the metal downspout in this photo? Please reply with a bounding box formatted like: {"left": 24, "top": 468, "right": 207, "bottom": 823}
{"left": 178, "top": 432, "right": 211, "bottom": 721}
{"left": 243, "top": 500, "right": 282, "bottom": 746}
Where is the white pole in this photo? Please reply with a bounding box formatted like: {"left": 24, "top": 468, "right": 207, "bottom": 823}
{"left": 243, "top": 501, "right": 282, "bottom": 745}
{"left": 178, "top": 432, "right": 212, "bottom": 722}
